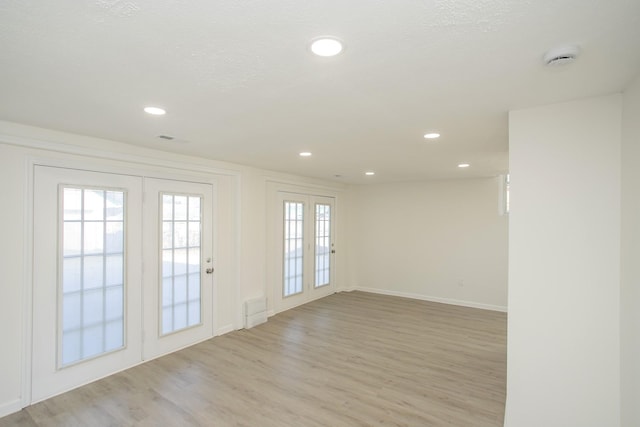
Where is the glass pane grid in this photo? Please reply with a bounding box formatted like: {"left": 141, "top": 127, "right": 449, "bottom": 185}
{"left": 161, "top": 194, "right": 202, "bottom": 335}
{"left": 314, "top": 204, "right": 331, "bottom": 288}
{"left": 60, "top": 187, "right": 125, "bottom": 367}
{"left": 283, "top": 201, "right": 304, "bottom": 297}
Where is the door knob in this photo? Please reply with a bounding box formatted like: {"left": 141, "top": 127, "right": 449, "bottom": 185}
{"left": 206, "top": 268, "right": 214, "bottom": 274}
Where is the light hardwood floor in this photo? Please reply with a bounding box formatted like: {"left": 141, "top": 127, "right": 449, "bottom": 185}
{"left": 1, "top": 291, "right": 507, "bottom": 426}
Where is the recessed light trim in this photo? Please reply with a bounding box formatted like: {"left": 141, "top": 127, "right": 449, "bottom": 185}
{"left": 310, "top": 37, "right": 344, "bottom": 57}
{"left": 423, "top": 132, "right": 441, "bottom": 139}
{"left": 365, "top": 171, "right": 375, "bottom": 176}
{"left": 144, "top": 106, "right": 166, "bottom": 115}
{"left": 299, "top": 152, "right": 312, "bottom": 157}
{"left": 458, "top": 163, "right": 470, "bottom": 168}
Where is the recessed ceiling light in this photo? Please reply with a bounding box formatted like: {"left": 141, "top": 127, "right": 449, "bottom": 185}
{"left": 299, "top": 152, "right": 312, "bottom": 157}
{"left": 423, "top": 132, "right": 440, "bottom": 139}
{"left": 458, "top": 163, "right": 470, "bottom": 168}
{"left": 310, "top": 37, "right": 343, "bottom": 57}
{"left": 365, "top": 171, "right": 375, "bottom": 176}
{"left": 144, "top": 106, "right": 166, "bottom": 115}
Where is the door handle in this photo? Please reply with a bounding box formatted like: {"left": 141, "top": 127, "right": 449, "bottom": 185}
{"left": 206, "top": 268, "right": 214, "bottom": 274}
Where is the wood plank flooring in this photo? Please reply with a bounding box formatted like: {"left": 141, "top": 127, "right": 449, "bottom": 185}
{"left": 1, "top": 291, "right": 507, "bottom": 426}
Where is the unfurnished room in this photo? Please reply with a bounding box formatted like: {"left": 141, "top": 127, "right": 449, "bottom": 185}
{"left": 0, "top": 1, "right": 639, "bottom": 426}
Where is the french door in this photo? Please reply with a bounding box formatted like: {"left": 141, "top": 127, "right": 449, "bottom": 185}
{"left": 142, "top": 178, "right": 214, "bottom": 359}
{"left": 274, "top": 192, "right": 335, "bottom": 312}
{"left": 32, "top": 166, "right": 214, "bottom": 403}
{"left": 32, "top": 166, "right": 143, "bottom": 402}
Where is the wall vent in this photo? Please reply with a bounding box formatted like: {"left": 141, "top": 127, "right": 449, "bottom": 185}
{"left": 244, "top": 297, "right": 268, "bottom": 329}
{"left": 544, "top": 45, "right": 580, "bottom": 66}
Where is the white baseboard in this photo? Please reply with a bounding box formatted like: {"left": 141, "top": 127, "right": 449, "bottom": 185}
{"left": 342, "top": 286, "right": 508, "bottom": 313}
{"left": 0, "top": 398, "right": 23, "bottom": 418}
{"left": 215, "top": 324, "right": 235, "bottom": 336}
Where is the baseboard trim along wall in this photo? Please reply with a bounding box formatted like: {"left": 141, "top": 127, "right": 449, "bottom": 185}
{"left": 343, "top": 287, "right": 508, "bottom": 313}
{"left": 0, "top": 398, "right": 21, "bottom": 418}
{"left": 216, "top": 324, "right": 235, "bottom": 336}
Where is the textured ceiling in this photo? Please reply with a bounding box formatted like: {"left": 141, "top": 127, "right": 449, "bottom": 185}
{"left": 1, "top": 0, "right": 639, "bottom": 183}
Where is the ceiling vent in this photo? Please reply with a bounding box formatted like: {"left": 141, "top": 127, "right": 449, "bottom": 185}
{"left": 544, "top": 45, "right": 580, "bottom": 66}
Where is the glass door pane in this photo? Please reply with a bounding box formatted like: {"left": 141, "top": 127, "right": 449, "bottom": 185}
{"left": 161, "top": 193, "right": 202, "bottom": 335}
{"left": 314, "top": 203, "right": 331, "bottom": 288}
{"left": 60, "top": 187, "right": 125, "bottom": 367}
{"left": 283, "top": 201, "right": 304, "bottom": 297}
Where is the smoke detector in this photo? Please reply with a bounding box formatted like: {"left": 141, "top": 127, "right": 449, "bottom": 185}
{"left": 544, "top": 45, "right": 580, "bottom": 66}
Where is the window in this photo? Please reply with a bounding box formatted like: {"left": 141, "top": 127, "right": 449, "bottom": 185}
{"left": 60, "top": 187, "right": 125, "bottom": 366}
{"left": 161, "top": 194, "right": 203, "bottom": 335}
{"left": 314, "top": 203, "right": 331, "bottom": 288}
{"left": 283, "top": 201, "right": 304, "bottom": 297}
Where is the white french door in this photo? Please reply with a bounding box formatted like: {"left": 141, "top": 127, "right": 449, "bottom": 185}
{"left": 32, "top": 166, "right": 143, "bottom": 402}
{"left": 274, "top": 192, "right": 335, "bottom": 313}
{"left": 142, "top": 178, "right": 214, "bottom": 359}
{"left": 32, "top": 166, "right": 215, "bottom": 403}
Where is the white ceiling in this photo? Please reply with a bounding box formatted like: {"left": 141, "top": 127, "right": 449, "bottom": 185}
{"left": 1, "top": 1, "right": 639, "bottom": 184}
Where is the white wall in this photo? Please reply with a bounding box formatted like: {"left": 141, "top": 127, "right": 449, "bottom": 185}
{"left": 348, "top": 178, "right": 508, "bottom": 311}
{"left": 621, "top": 74, "right": 640, "bottom": 427}
{"left": 505, "top": 94, "right": 622, "bottom": 427}
{"left": 0, "top": 121, "right": 346, "bottom": 416}
{"left": 0, "top": 144, "right": 27, "bottom": 416}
